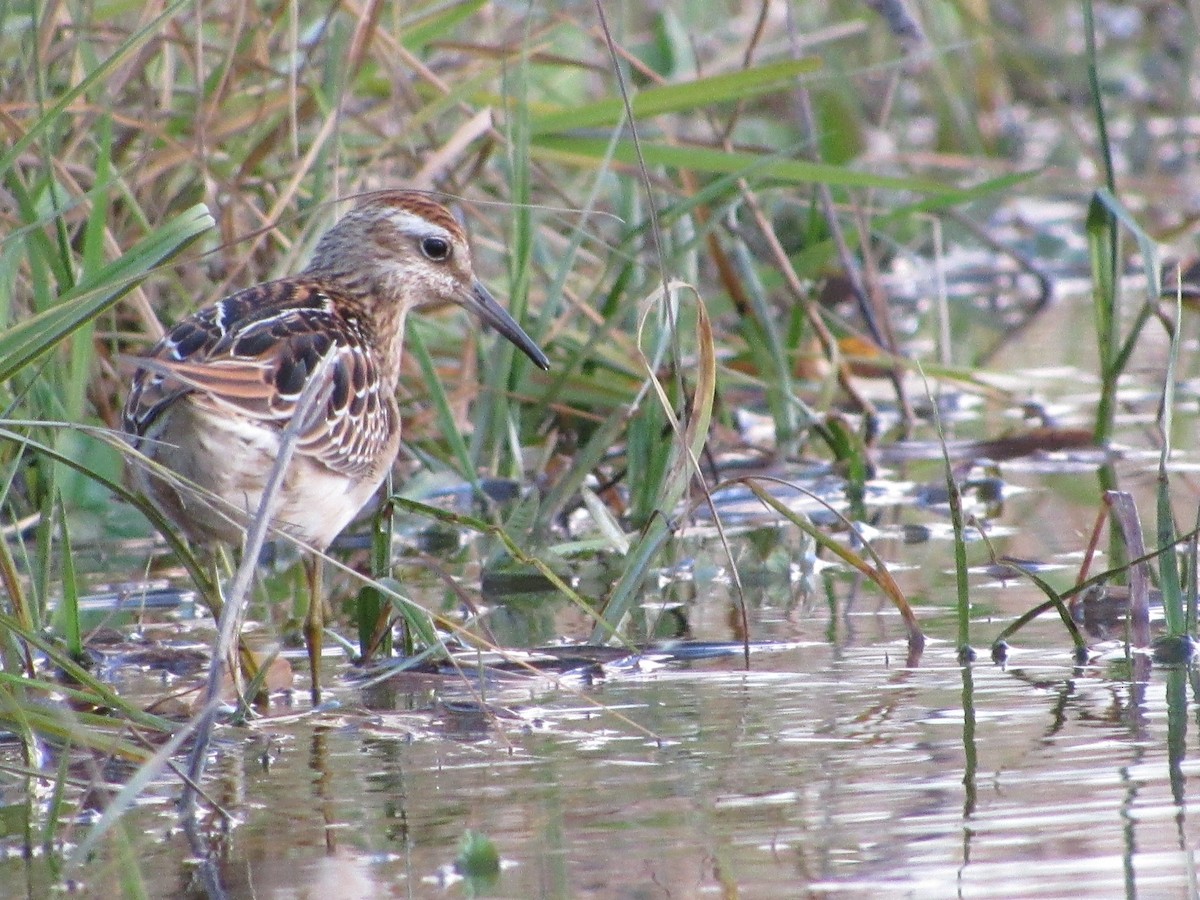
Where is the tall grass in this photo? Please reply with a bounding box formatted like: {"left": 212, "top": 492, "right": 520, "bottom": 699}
{"left": 985, "top": 0, "right": 1198, "bottom": 660}
{"left": 0, "top": 7, "right": 1128, "bottom": 648}
{"left": 0, "top": 0, "right": 1129, "bottom": 886}
{"left": 0, "top": 5, "right": 1078, "bottom": 678}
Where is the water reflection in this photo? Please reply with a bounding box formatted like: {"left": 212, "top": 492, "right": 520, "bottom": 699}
{"left": 16, "top": 615, "right": 1186, "bottom": 898}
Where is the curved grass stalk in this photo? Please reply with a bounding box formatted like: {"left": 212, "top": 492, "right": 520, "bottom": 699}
{"left": 587, "top": 279, "right": 724, "bottom": 642}
{"left": 992, "top": 524, "right": 1200, "bottom": 648}
{"left": 988, "top": 562, "right": 1086, "bottom": 659}
{"left": 728, "top": 475, "right": 924, "bottom": 651}
{"left": 389, "top": 495, "right": 629, "bottom": 646}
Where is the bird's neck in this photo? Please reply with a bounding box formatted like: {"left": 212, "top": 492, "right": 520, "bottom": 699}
{"left": 373, "top": 295, "right": 411, "bottom": 390}
{"left": 306, "top": 264, "right": 413, "bottom": 390}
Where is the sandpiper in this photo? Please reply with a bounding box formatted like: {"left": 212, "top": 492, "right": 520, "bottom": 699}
{"left": 123, "top": 191, "right": 549, "bottom": 698}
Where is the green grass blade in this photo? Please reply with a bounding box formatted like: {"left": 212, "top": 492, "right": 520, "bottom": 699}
{"left": 0, "top": 204, "right": 213, "bottom": 384}
{"left": 0, "top": 424, "right": 216, "bottom": 608}
{"left": 532, "top": 136, "right": 997, "bottom": 195}
{"left": 529, "top": 57, "right": 821, "bottom": 135}
{"left": 1157, "top": 291, "right": 1185, "bottom": 635}
{"left": 590, "top": 282, "right": 716, "bottom": 638}
{"left": 51, "top": 494, "right": 82, "bottom": 660}
{"left": 989, "top": 564, "right": 1086, "bottom": 655}
{"left": 733, "top": 476, "right": 924, "bottom": 648}
{"left": 401, "top": 0, "right": 488, "bottom": 50}
{"left": 920, "top": 365, "right": 972, "bottom": 656}
{"left": 0, "top": 0, "right": 192, "bottom": 177}
{"left": 0, "top": 631, "right": 173, "bottom": 735}
{"left": 589, "top": 514, "right": 671, "bottom": 642}
{"left": 407, "top": 323, "right": 477, "bottom": 482}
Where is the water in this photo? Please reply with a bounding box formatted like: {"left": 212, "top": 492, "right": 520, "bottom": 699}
{"left": 27, "top": 614, "right": 1199, "bottom": 898}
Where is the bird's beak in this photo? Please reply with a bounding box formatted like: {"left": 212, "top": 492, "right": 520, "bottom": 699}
{"left": 463, "top": 280, "right": 549, "bottom": 371}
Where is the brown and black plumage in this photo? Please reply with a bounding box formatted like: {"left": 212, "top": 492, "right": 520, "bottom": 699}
{"left": 123, "top": 190, "right": 548, "bottom": 697}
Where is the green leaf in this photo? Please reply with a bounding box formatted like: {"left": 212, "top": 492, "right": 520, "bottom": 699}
{"left": 530, "top": 57, "right": 821, "bottom": 135}
{"left": 455, "top": 829, "right": 501, "bottom": 878}
{"left": 401, "top": 0, "right": 489, "bottom": 51}
{"left": 0, "top": 204, "right": 212, "bottom": 384}
{"left": 533, "top": 136, "right": 976, "bottom": 195}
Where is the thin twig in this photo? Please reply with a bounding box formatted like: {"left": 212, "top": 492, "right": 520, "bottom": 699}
{"left": 179, "top": 350, "right": 336, "bottom": 822}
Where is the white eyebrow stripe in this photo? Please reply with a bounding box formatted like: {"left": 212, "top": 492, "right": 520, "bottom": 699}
{"left": 389, "top": 210, "right": 453, "bottom": 241}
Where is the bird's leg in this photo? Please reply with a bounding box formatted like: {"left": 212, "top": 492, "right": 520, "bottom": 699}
{"left": 303, "top": 553, "right": 325, "bottom": 702}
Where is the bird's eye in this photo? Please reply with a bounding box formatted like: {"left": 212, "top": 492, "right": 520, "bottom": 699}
{"left": 421, "top": 236, "right": 451, "bottom": 261}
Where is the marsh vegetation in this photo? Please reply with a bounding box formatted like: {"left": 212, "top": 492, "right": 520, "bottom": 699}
{"left": 3, "top": 1, "right": 1200, "bottom": 895}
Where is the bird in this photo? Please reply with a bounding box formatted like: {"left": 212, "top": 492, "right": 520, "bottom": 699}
{"left": 122, "top": 190, "right": 549, "bottom": 700}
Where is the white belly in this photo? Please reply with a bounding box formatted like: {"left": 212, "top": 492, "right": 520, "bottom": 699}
{"left": 133, "top": 399, "right": 387, "bottom": 550}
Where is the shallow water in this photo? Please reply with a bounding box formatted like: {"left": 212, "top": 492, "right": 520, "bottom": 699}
{"left": 21, "top": 610, "right": 1200, "bottom": 899}
{"left": 7, "top": 281, "right": 1200, "bottom": 898}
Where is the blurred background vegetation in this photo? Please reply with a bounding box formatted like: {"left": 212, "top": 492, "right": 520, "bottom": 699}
{"left": 8, "top": 3, "right": 1200, "bottom": 891}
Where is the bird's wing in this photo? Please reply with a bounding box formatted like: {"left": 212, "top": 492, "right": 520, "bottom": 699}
{"left": 123, "top": 281, "right": 394, "bottom": 477}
